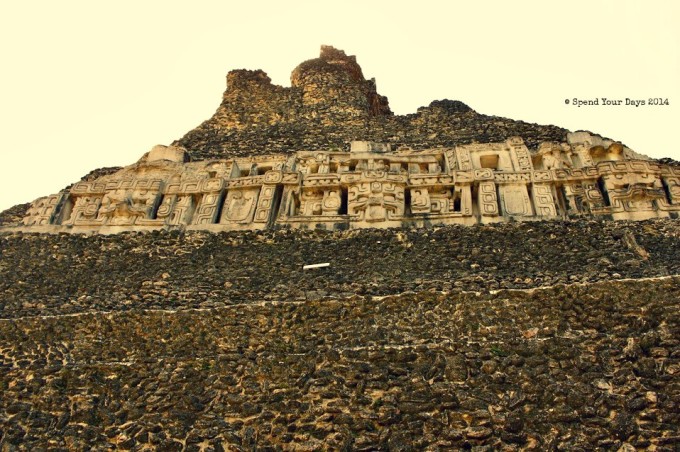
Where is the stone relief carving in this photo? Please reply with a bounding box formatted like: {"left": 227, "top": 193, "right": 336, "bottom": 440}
{"left": 14, "top": 139, "right": 680, "bottom": 233}
{"left": 221, "top": 189, "right": 258, "bottom": 224}
{"left": 22, "top": 194, "right": 63, "bottom": 226}
{"left": 532, "top": 184, "right": 557, "bottom": 217}
{"left": 98, "top": 188, "right": 160, "bottom": 225}
{"left": 498, "top": 185, "right": 533, "bottom": 217}
{"left": 538, "top": 142, "right": 573, "bottom": 170}
{"left": 478, "top": 182, "right": 499, "bottom": 217}
{"left": 348, "top": 181, "right": 405, "bottom": 222}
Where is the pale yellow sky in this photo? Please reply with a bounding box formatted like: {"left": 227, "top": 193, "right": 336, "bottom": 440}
{"left": 1, "top": 1, "right": 679, "bottom": 211}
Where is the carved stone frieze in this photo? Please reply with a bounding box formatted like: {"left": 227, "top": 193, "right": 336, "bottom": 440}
{"left": 14, "top": 138, "right": 679, "bottom": 233}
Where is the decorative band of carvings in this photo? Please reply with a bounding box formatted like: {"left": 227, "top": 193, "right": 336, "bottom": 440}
{"left": 493, "top": 172, "right": 531, "bottom": 184}
{"left": 18, "top": 146, "right": 680, "bottom": 232}
{"left": 596, "top": 160, "right": 661, "bottom": 174}
{"left": 660, "top": 166, "right": 680, "bottom": 177}
{"left": 553, "top": 167, "right": 600, "bottom": 181}
{"left": 409, "top": 175, "right": 455, "bottom": 186}
{"left": 340, "top": 172, "right": 409, "bottom": 184}
{"left": 303, "top": 174, "right": 341, "bottom": 187}
{"left": 71, "top": 179, "right": 164, "bottom": 195}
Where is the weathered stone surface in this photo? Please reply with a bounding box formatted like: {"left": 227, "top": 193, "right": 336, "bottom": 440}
{"left": 0, "top": 277, "right": 678, "bottom": 450}
{"left": 0, "top": 202, "right": 29, "bottom": 226}
{"left": 1, "top": 44, "right": 679, "bottom": 451}
{"left": 1, "top": 218, "right": 679, "bottom": 319}
{"left": 10, "top": 136, "right": 680, "bottom": 234}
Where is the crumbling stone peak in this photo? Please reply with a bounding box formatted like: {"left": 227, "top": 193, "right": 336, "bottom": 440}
{"left": 175, "top": 45, "right": 567, "bottom": 160}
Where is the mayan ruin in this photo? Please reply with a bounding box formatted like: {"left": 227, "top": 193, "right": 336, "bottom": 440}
{"left": 1, "top": 42, "right": 679, "bottom": 450}
{"left": 9, "top": 46, "right": 680, "bottom": 235}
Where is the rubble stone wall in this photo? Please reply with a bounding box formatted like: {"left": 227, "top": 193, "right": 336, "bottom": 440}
{"left": 1, "top": 277, "right": 678, "bottom": 450}
{"left": 1, "top": 219, "right": 679, "bottom": 319}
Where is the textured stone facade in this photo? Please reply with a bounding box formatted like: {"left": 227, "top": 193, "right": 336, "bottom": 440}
{"left": 14, "top": 133, "right": 680, "bottom": 234}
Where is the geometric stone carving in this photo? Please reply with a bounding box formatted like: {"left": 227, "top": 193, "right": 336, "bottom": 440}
{"left": 456, "top": 147, "right": 473, "bottom": 171}
{"left": 13, "top": 138, "right": 680, "bottom": 233}
{"left": 67, "top": 195, "right": 104, "bottom": 226}
{"left": 156, "top": 194, "right": 195, "bottom": 225}
{"left": 193, "top": 192, "right": 225, "bottom": 225}
{"left": 507, "top": 136, "right": 533, "bottom": 171}
{"left": 478, "top": 181, "right": 499, "bottom": 217}
{"left": 254, "top": 185, "right": 278, "bottom": 223}
{"left": 348, "top": 180, "right": 405, "bottom": 223}
{"left": 22, "top": 194, "right": 63, "bottom": 226}
{"left": 532, "top": 184, "right": 557, "bottom": 217}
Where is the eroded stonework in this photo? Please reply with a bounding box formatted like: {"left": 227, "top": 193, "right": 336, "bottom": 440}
{"left": 7, "top": 46, "right": 679, "bottom": 234}
{"left": 16, "top": 132, "right": 680, "bottom": 234}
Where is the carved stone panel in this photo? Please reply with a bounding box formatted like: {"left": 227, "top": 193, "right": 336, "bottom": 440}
{"left": 663, "top": 177, "right": 680, "bottom": 205}
{"left": 254, "top": 185, "right": 277, "bottom": 223}
{"left": 299, "top": 189, "right": 324, "bottom": 216}
{"left": 532, "top": 184, "right": 557, "bottom": 217}
{"left": 445, "top": 149, "right": 458, "bottom": 172}
{"left": 322, "top": 189, "right": 342, "bottom": 215}
{"left": 193, "top": 192, "right": 224, "bottom": 225}
{"left": 67, "top": 196, "right": 104, "bottom": 226}
{"left": 499, "top": 184, "right": 533, "bottom": 216}
{"left": 429, "top": 188, "right": 457, "bottom": 214}
{"left": 348, "top": 181, "right": 405, "bottom": 222}
{"left": 575, "top": 144, "right": 595, "bottom": 167}
{"left": 155, "top": 195, "right": 176, "bottom": 222}
{"left": 507, "top": 137, "right": 533, "bottom": 171}
{"left": 23, "top": 194, "right": 62, "bottom": 226}
{"left": 220, "top": 188, "right": 259, "bottom": 224}
{"left": 582, "top": 182, "right": 607, "bottom": 211}
{"left": 456, "top": 147, "right": 473, "bottom": 171}
{"left": 562, "top": 183, "right": 585, "bottom": 215}
{"left": 98, "top": 188, "right": 161, "bottom": 226}
{"left": 478, "top": 182, "right": 499, "bottom": 216}
{"left": 157, "top": 195, "right": 195, "bottom": 226}
{"left": 608, "top": 186, "right": 664, "bottom": 213}
{"left": 410, "top": 188, "right": 431, "bottom": 214}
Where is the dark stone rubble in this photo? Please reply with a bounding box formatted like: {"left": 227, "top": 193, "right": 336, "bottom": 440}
{"left": 0, "top": 277, "right": 678, "bottom": 450}
{"left": 0, "top": 219, "right": 679, "bottom": 318}
{"left": 0, "top": 218, "right": 679, "bottom": 449}
{"left": 172, "top": 46, "right": 571, "bottom": 160}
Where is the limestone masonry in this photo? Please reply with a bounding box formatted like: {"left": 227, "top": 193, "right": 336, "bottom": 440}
{"left": 9, "top": 46, "right": 680, "bottom": 234}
